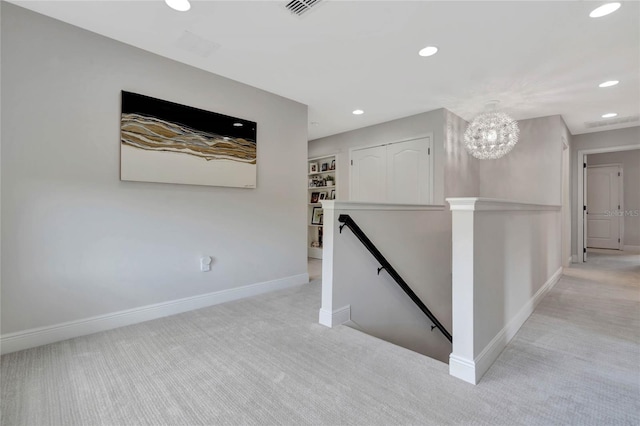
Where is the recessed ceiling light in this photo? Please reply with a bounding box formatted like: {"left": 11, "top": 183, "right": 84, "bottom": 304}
{"left": 165, "top": 0, "right": 191, "bottom": 12}
{"left": 418, "top": 46, "right": 439, "bottom": 57}
{"left": 352, "top": 109, "right": 364, "bottom": 115}
{"left": 602, "top": 113, "right": 618, "bottom": 118}
{"left": 589, "top": 2, "right": 621, "bottom": 18}
{"left": 598, "top": 80, "right": 619, "bottom": 88}
{"left": 233, "top": 122, "right": 243, "bottom": 127}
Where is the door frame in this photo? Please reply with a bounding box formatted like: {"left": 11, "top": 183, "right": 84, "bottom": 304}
{"left": 348, "top": 134, "right": 434, "bottom": 204}
{"left": 561, "top": 136, "right": 571, "bottom": 267}
{"left": 585, "top": 163, "right": 623, "bottom": 250}
{"left": 576, "top": 144, "right": 640, "bottom": 263}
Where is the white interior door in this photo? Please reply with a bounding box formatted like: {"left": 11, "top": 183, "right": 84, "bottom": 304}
{"left": 351, "top": 145, "right": 386, "bottom": 202}
{"left": 386, "top": 138, "right": 430, "bottom": 204}
{"left": 586, "top": 165, "right": 621, "bottom": 249}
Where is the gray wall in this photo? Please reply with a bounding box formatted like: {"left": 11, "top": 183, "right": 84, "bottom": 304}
{"left": 588, "top": 149, "right": 640, "bottom": 247}
{"left": 444, "top": 109, "right": 479, "bottom": 198}
{"left": 1, "top": 4, "right": 308, "bottom": 334}
{"left": 571, "top": 127, "right": 640, "bottom": 256}
{"left": 479, "top": 115, "right": 567, "bottom": 205}
{"left": 476, "top": 115, "right": 571, "bottom": 265}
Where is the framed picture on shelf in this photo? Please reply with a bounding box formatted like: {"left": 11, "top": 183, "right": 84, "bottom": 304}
{"left": 330, "top": 159, "right": 335, "bottom": 170}
{"left": 321, "top": 162, "right": 328, "bottom": 172}
{"left": 309, "top": 163, "right": 318, "bottom": 173}
{"left": 311, "top": 207, "right": 323, "bottom": 225}
{"left": 330, "top": 189, "right": 335, "bottom": 200}
{"left": 310, "top": 192, "right": 320, "bottom": 203}
{"left": 319, "top": 192, "right": 327, "bottom": 200}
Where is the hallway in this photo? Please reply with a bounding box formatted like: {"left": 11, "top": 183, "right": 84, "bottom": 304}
{"left": 478, "top": 248, "right": 640, "bottom": 423}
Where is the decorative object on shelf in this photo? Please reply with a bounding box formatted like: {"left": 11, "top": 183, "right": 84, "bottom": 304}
{"left": 330, "top": 159, "right": 335, "bottom": 170}
{"left": 463, "top": 102, "right": 519, "bottom": 160}
{"left": 310, "top": 175, "right": 324, "bottom": 187}
{"left": 330, "top": 189, "right": 335, "bottom": 200}
{"left": 311, "top": 207, "right": 323, "bottom": 225}
{"left": 319, "top": 192, "right": 327, "bottom": 200}
{"left": 120, "top": 91, "right": 257, "bottom": 187}
{"left": 321, "top": 162, "right": 328, "bottom": 171}
{"left": 309, "top": 163, "right": 318, "bottom": 173}
{"left": 310, "top": 192, "right": 320, "bottom": 203}
{"left": 325, "top": 175, "right": 334, "bottom": 187}
{"left": 310, "top": 241, "right": 321, "bottom": 248}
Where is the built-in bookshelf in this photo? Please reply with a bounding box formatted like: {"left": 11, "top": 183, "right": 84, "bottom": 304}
{"left": 307, "top": 154, "right": 337, "bottom": 259}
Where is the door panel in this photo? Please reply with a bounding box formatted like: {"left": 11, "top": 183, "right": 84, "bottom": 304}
{"left": 386, "top": 138, "right": 430, "bottom": 204}
{"left": 588, "top": 219, "right": 612, "bottom": 239}
{"left": 586, "top": 165, "right": 621, "bottom": 249}
{"left": 351, "top": 146, "right": 386, "bottom": 202}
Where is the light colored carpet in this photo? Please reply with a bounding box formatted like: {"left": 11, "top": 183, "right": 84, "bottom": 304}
{"left": 1, "top": 251, "right": 638, "bottom": 425}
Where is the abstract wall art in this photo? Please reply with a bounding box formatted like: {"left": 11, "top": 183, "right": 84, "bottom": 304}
{"left": 120, "top": 91, "right": 257, "bottom": 188}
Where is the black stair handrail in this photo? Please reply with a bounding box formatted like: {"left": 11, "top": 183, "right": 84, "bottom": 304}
{"left": 338, "top": 214, "right": 452, "bottom": 343}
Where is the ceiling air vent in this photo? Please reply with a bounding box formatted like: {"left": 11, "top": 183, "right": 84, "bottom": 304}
{"left": 285, "top": 0, "right": 322, "bottom": 16}
{"left": 585, "top": 115, "right": 640, "bottom": 129}
{"left": 176, "top": 30, "right": 220, "bottom": 58}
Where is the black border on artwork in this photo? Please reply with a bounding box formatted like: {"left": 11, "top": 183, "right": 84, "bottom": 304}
{"left": 121, "top": 91, "right": 257, "bottom": 141}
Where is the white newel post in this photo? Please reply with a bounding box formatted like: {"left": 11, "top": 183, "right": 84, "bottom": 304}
{"left": 318, "top": 201, "right": 342, "bottom": 327}
{"left": 448, "top": 199, "right": 478, "bottom": 384}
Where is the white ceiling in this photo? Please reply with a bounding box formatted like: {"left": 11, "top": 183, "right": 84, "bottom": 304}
{"left": 9, "top": 0, "right": 640, "bottom": 140}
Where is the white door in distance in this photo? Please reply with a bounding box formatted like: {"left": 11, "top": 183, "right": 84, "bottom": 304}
{"left": 587, "top": 165, "right": 621, "bottom": 249}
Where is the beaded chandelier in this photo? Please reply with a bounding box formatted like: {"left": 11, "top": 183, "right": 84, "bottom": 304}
{"left": 463, "top": 111, "right": 519, "bottom": 160}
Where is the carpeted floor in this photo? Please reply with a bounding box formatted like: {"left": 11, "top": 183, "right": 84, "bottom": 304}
{"left": 1, "top": 250, "right": 638, "bottom": 425}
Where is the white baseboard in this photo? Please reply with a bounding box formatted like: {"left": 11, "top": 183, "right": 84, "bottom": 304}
{"left": 318, "top": 305, "right": 351, "bottom": 328}
{"left": 623, "top": 245, "right": 640, "bottom": 252}
{"left": 449, "top": 354, "right": 476, "bottom": 385}
{"left": 450, "top": 267, "right": 563, "bottom": 385}
{"left": 0, "top": 273, "right": 309, "bottom": 355}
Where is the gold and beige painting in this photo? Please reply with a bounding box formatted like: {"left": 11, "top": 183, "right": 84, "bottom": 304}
{"left": 120, "top": 91, "right": 257, "bottom": 188}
